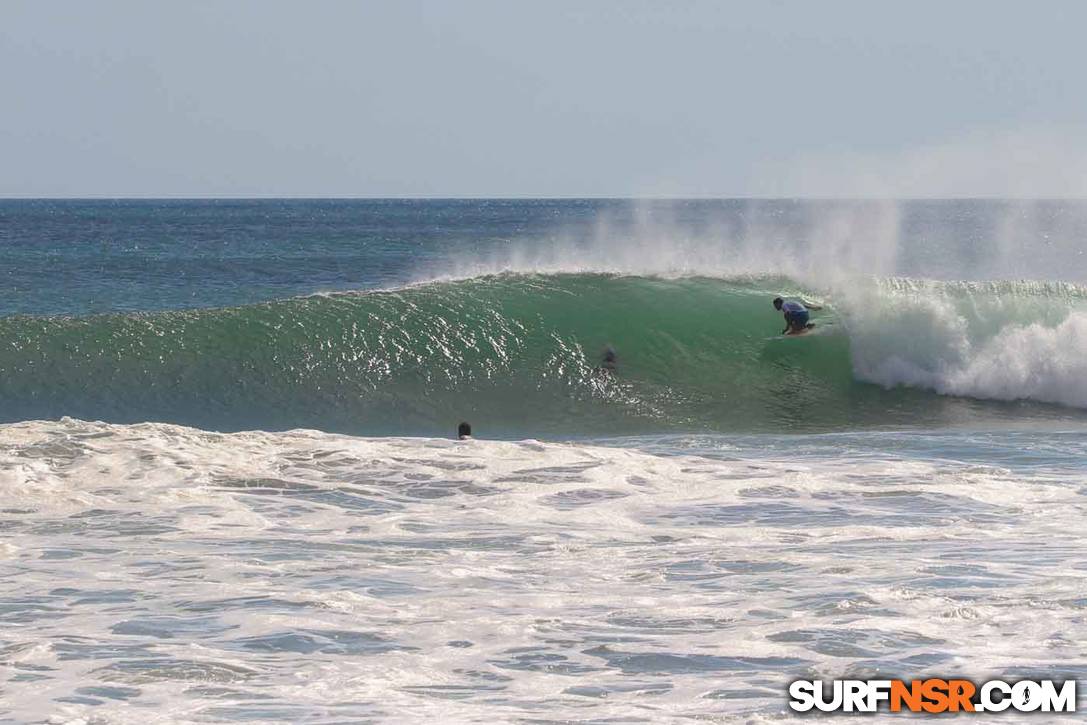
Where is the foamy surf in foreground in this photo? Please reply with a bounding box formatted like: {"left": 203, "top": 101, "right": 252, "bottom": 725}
{"left": 3, "top": 419, "right": 1086, "bottom": 722}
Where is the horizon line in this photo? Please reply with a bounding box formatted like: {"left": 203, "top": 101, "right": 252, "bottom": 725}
{"left": 3, "top": 195, "right": 1087, "bottom": 202}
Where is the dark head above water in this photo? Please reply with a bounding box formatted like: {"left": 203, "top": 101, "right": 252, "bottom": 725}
{"left": 773, "top": 297, "right": 784, "bottom": 310}
{"left": 457, "top": 421, "right": 472, "bottom": 440}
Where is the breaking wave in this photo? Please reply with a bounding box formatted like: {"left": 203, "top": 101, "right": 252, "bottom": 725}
{"left": 1, "top": 273, "right": 1086, "bottom": 435}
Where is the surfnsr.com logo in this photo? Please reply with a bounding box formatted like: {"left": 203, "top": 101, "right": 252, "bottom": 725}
{"left": 789, "top": 679, "right": 1077, "bottom": 714}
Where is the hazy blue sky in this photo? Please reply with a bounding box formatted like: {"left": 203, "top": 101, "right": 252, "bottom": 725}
{"left": 3, "top": 1, "right": 1086, "bottom": 197}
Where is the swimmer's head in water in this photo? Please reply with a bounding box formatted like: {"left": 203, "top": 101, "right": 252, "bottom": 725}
{"left": 601, "top": 347, "right": 618, "bottom": 371}
{"left": 457, "top": 421, "right": 472, "bottom": 439}
{"left": 772, "top": 297, "right": 784, "bottom": 310}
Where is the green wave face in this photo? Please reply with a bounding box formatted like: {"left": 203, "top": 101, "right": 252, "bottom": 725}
{"left": 1, "top": 274, "right": 1084, "bottom": 436}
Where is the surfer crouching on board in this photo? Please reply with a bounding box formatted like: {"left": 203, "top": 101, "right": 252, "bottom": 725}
{"left": 773, "top": 297, "right": 822, "bottom": 335}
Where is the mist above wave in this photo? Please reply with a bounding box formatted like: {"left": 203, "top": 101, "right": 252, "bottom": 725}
{"left": 431, "top": 199, "right": 1087, "bottom": 288}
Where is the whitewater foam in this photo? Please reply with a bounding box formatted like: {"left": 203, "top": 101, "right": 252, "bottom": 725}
{"left": 2, "top": 419, "right": 1086, "bottom": 722}
{"left": 841, "top": 278, "right": 1087, "bottom": 410}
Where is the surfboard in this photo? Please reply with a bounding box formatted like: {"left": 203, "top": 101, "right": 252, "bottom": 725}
{"left": 780, "top": 323, "right": 817, "bottom": 338}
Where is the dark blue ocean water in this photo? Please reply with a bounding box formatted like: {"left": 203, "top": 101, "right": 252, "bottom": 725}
{"left": 0, "top": 199, "right": 599, "bottom": 315}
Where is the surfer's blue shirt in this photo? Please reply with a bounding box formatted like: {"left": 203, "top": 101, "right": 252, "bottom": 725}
{"left": 781, "top": 300, "right": 809, "bottom": 328}
{"left": 781, "top": 301, "right": 806, "bottom": 315}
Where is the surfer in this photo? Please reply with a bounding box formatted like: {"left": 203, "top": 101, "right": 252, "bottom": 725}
{"left": 457, "top": 422, "right": 473, "bottom": 440}
{"left": 773, "top": 297, "right": 822, "bottom": 335}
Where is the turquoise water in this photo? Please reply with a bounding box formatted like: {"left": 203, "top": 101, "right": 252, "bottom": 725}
{"left": 3, "top": 199, "right": 1087, "bottom": 435}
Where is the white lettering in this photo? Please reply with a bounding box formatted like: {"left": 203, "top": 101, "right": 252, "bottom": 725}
{"left": 788, "top": 680, "right": 816, "bottom": 712}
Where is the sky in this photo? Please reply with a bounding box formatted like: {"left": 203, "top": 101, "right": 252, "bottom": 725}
{"left": 2, "top": 0, "right": 1086, "bottom": 198}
